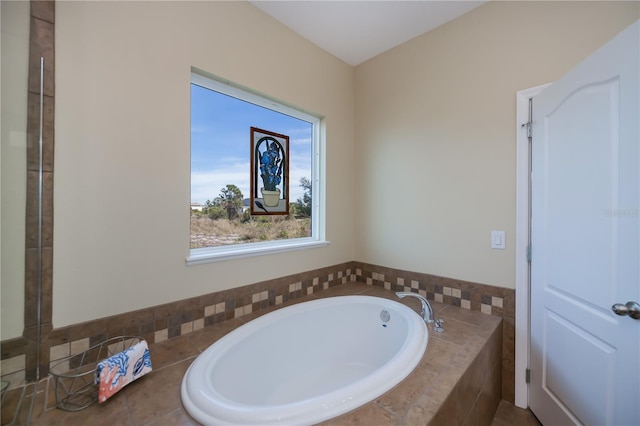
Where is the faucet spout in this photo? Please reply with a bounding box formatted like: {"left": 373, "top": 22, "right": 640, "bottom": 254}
{"left": 396, "top": 292, "right": 435, "bottom": 323}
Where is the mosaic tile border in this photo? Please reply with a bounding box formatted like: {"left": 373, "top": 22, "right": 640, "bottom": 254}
{"left": 361, "top": 271, "right": 506, "bottom": 314}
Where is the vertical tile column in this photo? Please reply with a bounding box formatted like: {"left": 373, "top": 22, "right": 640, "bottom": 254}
{"left": 24, "top": 0, "right": 55, "bottom": 381}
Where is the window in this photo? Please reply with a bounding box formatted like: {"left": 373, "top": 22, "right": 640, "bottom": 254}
{"left": 187, "top": 70, "right": 326, "bottom": 265}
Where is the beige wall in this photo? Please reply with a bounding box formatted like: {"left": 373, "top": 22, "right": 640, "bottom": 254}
{"left": 354, "top": 1, "right": 639, "bottom": 289}
{"left": 54, "top": 1, "right": 355, "bottom": 327}
{"left": 1, "top": 0, "right": 30, "bottom": 339}
{"left": 51, "top": 0, "right": 639, "bottom": 327}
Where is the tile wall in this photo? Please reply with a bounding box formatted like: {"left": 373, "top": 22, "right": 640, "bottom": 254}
{"left": 1, "top": 0, "right": 55, "bottom": 386}
{"left": 3, "top": 283, "right": 506, "bottom": 426}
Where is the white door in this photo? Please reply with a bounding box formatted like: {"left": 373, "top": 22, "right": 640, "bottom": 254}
{"left": 530, "top": 20, "right": 639, "bottom": 426}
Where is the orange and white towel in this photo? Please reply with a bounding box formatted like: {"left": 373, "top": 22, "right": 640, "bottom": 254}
{"left": 95, "top": 340, "right": 152, "bottom": 403}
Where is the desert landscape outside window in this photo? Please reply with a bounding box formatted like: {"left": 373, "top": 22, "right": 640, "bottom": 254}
{"left": 190, "top": 72, "right": 322, "bottom": 261}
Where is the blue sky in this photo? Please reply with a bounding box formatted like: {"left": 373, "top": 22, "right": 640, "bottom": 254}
{"left": 190, "top": 84, "right": 312, "bottom": 205}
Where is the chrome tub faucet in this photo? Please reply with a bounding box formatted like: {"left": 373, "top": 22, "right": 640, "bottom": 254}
{"left": 396, "top": 292, "right": 444, "bottom": 332}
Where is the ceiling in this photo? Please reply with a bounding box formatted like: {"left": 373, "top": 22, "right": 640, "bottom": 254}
{"left": 249, "top": 1, "right": 487, "bottom": 66}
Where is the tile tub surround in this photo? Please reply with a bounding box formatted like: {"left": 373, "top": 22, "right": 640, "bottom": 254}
{"left": 1, "top": 283, "right": 502, "bottom": 425}
{"left": 321, "top": 286, "right": 503, "bottom": 426}
{"left": 1, "top": 261, "right": 516, "bottom": 404}
{"left": 353, "top": 261, "right": 516, "bottom": 404}
{"left": 0, "top": 262, "right": 357, "bottom": 390}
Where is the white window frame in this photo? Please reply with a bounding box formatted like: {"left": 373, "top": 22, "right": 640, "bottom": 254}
{"left": 186, "top": 70, "right": 327, "bottom": 266}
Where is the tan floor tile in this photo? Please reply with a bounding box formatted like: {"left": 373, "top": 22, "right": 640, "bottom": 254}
{"left": 1, "top": 386, "right": 25, "bottom": 425}
{"left": 358, "top": 286, "right": 398, "bottom": 299}
{"left": 401, "top": 390, "right": 448, "bottom": 426}
{"left": 491, "top": 400, "right": 541, "bottom": 426}
{"left": 422, "top": 390, "right": 457, "bottom": 426}
{"left": 423, "top": 336, "right": 463, "bottom": 369}
{"left": 125, "top": 359, "right": 191, "bottom": 426}
{"left": 145, "top": 406, "right": 200, "bottom": 425}
{"left": 430, "top": 316, "right": 479, "bottom": 347}
{"left": 34, "top": 391, "right": 131, "bottom": 426}
{"left": 185, "top": 317, "right": 246, "bottom": 352}
{"left": 313, "top": 283, "right": 370, "bottom": 298}
{"left": 376, "top": 364, "right": 440, "bottom": 416}
{"left": 11, "top": 383, "right": 36, "bottom": 426}
{"left": 319, "top": 403, "right": 396, "bottom": 425}
{"left": 27, "top": 380, "right": 51, "bottom": 422}
{"left": 147, "top": 335, "right": 199, "bottom": 370}
{"left": 439, "top": 304, "right": 501, "bottom": 330}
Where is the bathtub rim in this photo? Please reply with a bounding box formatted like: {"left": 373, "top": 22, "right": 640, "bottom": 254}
{"left": 181, "top": 295, "right": 428, "bottom": 425}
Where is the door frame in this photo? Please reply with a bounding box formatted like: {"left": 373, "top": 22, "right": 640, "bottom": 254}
{"left": 514, "top": 83, "right": 550, "bottom": 409}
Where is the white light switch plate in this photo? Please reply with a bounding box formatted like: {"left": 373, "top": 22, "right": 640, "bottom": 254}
{"left": 491, "top": 231, "right": 505, "bottom": 249}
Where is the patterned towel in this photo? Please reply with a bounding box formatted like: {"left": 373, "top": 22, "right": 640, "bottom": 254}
{"left": 95, "top": 340, "right": 152, "bottom": 403}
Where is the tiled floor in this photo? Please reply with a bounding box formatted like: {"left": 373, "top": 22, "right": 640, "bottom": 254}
{"left": 492, "top": 400, "right": 541, "bottom": 426}
{"left": 2, "top": 284, "right": 540, "bottom": 426}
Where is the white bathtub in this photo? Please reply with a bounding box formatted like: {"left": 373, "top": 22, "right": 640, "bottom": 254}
{"left": 181, "top": 295, "right": 428, "bottom": 425}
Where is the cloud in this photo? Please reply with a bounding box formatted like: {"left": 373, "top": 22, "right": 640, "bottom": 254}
{"left": 191, "top": 162, "right": 250, "bottom": 204}
{"left": 191, "top": 160, "right": 310, "bottom": 204}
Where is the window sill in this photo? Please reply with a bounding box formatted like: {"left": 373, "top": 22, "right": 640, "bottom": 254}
{"left": 186, "top": 239, "right": 330, "bottom": 266}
